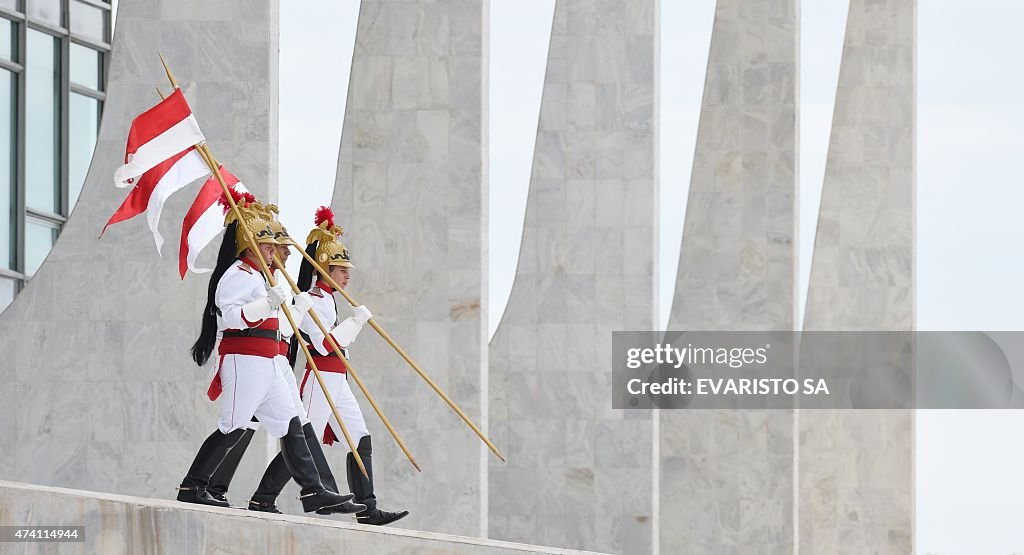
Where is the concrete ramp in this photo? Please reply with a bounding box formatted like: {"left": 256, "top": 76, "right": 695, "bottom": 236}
{"left": 0, "top": 481, "right": 609, "bottom": 555}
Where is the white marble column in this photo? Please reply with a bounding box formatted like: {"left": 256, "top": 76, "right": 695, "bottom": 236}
{"left": 799, "top": 0, "right": 915, "bottom": 552}
{"left": 488, "top": 0, "right": 656, "bottom": 552}
{"left": 326, "top": 0, "right": 487, "bottom": 537}
{"left": 661, "top": 0, "right": 799, "bottom": 552}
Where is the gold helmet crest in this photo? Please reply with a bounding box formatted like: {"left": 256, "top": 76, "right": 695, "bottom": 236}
{"left": 307, "top": 206, "right": 353, "bottom": 268}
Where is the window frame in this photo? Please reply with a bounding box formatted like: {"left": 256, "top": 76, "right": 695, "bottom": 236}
{"left": 0, "top": 0, "right": 109, "bottom": 301}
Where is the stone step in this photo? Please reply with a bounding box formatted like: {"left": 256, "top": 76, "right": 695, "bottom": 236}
{"left": 0, "top": 480, "right": 610, "bottom": 555}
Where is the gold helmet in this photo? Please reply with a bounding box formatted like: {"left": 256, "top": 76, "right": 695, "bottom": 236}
{"left": 220, "top": 187, "right": 277, "bottom": 256}
{"left": 307, "top": 206, "right": 353, "bottom": 268}
{"left": 252, "top": 201, "right": 292, "bottom": 244}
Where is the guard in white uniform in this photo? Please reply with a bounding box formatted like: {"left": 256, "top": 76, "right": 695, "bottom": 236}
{"left": 245, "top": 207, "right": 408, "bottom": 526}
{"left": 176, "top": 191, "right": 357, "bottom": 514}
{"left": 206, "top": 203, "right": 362, "bottom": 515}
{"left": 205, "top": 206, "right": 307, "bottom": 503}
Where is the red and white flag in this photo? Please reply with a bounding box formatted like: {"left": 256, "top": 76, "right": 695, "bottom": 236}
{"left": 101, "top": 146, "right": 211, "bottom": 252}
{"left": 179, "top": 167, "right": 248, "bottom": 278}
{"left": 113, "top": 89, "right": 206, "bottom": 188}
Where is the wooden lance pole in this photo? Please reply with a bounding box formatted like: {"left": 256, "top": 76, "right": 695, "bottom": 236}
{"left": 271, "top": 251, "right": 421, "bottom": 472}
{"left": 287, "top": 237, "right": 506, "bottom": 462}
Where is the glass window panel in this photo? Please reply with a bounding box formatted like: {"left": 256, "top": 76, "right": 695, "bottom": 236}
{"left": 0, "top": 276, "right": 15, "bottom": 314}
{"left": 26, "top": 0, "right": 61, "bottom": 26}
{"left": 70, "top": 43, "right": 101, "bottom": 90}
{"left": 25, "top": 29, "right": 60, "bottom": 214}
{"left": 25, "top": 218, "right": 57, "bottom": 276}
{"left": 0, "top": 18, "right": 14, "bottom": 61}
{"left": 0, "top": 70, "right": 12, "bottom": 269}
{"left": 69, "top": 93, "right": 98, "bottom": 209}
{"left": 70, "top": 1, "right": 106, "bottom": 42}
{"left": 0, "top": 1, "right": 19, "bottom": 12}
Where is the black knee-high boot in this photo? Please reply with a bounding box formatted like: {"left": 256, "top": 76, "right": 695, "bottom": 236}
{"left": 279, "top": 417, "right": 361, "bottom": 513}
{"left": 207, "top": 426, "right": 256, "bottom": 504}
{"left": 249, "top": 451, "right": 290, "bottom": 513}
{"left": 177, "top": 428, "right": 248, "bottom": 507}
{"left": 250, "top": 422, "right": 363, "bottom": 515}
{"left": 347, "top": 435, "right": 409, "bottom": 526}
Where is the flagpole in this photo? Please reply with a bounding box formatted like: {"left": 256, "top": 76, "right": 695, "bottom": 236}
{"left": 271, "top": 251, "right": 422, "bottom": 472}
{"left": 286, "top": 237, "right": 506, "bottom": 463}
{"left": 157, "top": 54, "right": 369, "bottom": 479}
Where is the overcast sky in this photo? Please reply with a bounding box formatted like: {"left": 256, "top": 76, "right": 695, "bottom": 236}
{"left": 275, "top": 1, "right": 1024, "bottom": 551}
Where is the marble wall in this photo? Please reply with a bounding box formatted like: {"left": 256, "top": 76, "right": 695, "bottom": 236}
{"left": 0, "top": 0, "right": 278, "bottom": 503}
{"left": 799, "top": 0, "right": 916, "bottom": 552}
{"left": 324, "top": 0, "right": 488, "bottom": 538}
{"left": 488, "top": 1, "right": 656, "bottom": 553}
{"left": 661, "top": 0, "right": 799, "bottom": 553}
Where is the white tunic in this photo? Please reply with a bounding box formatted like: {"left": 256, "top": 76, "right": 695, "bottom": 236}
{"left": 210, "top": 259, "right": 302, "bottom": 439}
{"left": 298, "top": 282, "right": 369, "bottom": 448}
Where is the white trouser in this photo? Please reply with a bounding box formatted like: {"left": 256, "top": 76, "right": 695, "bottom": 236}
{"left": 276, "top": 354, "right": 309, "bottom": 426}
{"left": 216, "top": 353, "right": 299, "bottom": 438}
{"left": 301, "top": 371, "right": 369, "bottom": 450}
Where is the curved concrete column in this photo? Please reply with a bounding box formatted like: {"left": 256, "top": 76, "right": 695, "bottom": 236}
{"left": 0, "top": 0, "right": 279, "bottom": 500}
{"left": 328, "top": 0, "right": 487, "bottom": 537}
{"left": 661, "top": 0, "right": 799, "bottom": 552}
{"left": 488, "top": 1, "right": 656, "bottom": 552}
{"left": 800, "top": 0, "right": 915, "bottom": 552}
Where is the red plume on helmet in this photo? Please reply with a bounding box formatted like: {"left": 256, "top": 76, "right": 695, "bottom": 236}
{"left": 218, "top": 185, "right": 247, "bottom": 214}
{"left": 314, "top": 205, "right": 335, "bottom": 229}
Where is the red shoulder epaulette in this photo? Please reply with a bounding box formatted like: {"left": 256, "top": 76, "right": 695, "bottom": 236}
{"left": 236, "top": 263, "right": 253, "bottom": 274}
{"left": 309, "top": 289, "right": 324, "bottom": 298}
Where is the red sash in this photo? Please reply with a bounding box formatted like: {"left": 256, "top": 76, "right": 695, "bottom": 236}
{"left": 298, "top": 346, "right": 348, "bottom": 443}
{"left": 207, "top": 319, "right": 280, "bottom": 401}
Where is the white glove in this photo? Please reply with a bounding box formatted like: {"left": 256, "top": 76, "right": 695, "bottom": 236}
{"left": 241, "top": 297, "right": 274, "bottom": 322}
{"left": 330, "top": 317, "right": 363, "bottom": 348}
{"left": 266, "top": 283, "right": 293, "bottom": 308}
{"left": 352, "top": 305, "right": 372, "bottom": 326}
{"left": 279, "top": 315, "right": 293, "bottom": 341}
{"left": 292, "top": 292, "right": 314, "bottom": 315}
